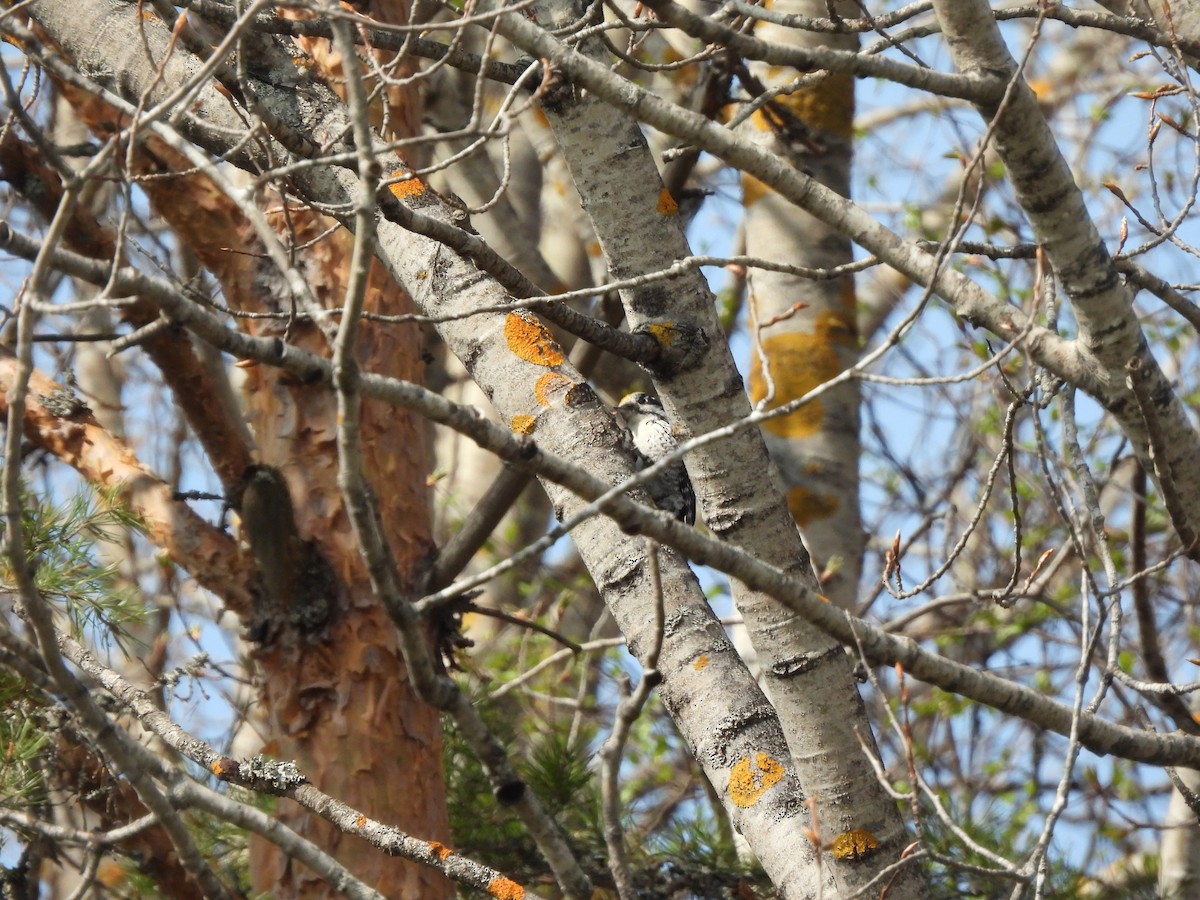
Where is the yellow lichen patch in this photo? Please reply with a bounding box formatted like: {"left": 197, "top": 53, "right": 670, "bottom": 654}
{"left": 487, "top": 877, "right": 525, "bottom": 900}
{"left": 728, "top": 752, "right": 785, "bottom": 808}
{"left": 389, "top": 172, "right": 426, "bottom": 201}
{"left": 534, "top": 372, "right": 573, "bottom": 406}
{"left": 830, "top": 829, "right": 879, "bottom": 861}
{"left": 770, "top": 73, "right": 856, "bottom": 138}
{"left": 504, "top": 311, "right": 564, "bottom": 367}
{"left": 429, "top": 841, "right": 453, "bottom": 860}
{"left": 1027, "top": 78, "right": 1053, "bottom": 101}
{"left": 750, "top": 108, "right": 777, "bottom": 133}
{"left": 511, "top": 414, "right": 536, "bottom": 435}
{"left": 657, "top": 188, "right": 679, "bottom": 216}
{"left": 693, "top": 655, "right": 710, "bottom": 669}
{"left": 96, "top": 859, "right": 126, "bottom": 888}
{"left": 750, "top": 310, "right": 856, "bottom": 438}
{"left": 647, "top": 321, "right": 678, "bottom": 348}
{"left": 742, "top": 172, "right": 772, "bottom": 206}
{"left": 787, "top": 483, "right": 840, "bottom": 526}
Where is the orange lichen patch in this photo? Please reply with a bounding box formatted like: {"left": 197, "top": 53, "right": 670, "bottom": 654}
{"left": 657, "top": 188, "right": 679, "bottom": 216}
{"left": 534, "top": 372, "right": 573, "bottom": 406}
{"left": 97, "top": 859, "right": 127, "bottom": 888}
{"left": 209, "top": 757, "right": 238, "bottom": 778}
{"left": 693, "top": 655, "right": 710, "bottom": 669}
{"left": 787, "top": 483, "right": 839, "bottom": 526}
{"left": 749, "top": 310, "right": 856, "bottom": 438}
{"left": 728, "top": 752, "right": 785, "bottom": 808}
{"left": 647, "top": 321, "right": 678, "bottom": 347}
{"left": 511, "top": 414, "right": 536, "bottom": 435}
{"left": 429, "top": 841, "right": 453, "bottom": 860}
{"left": 139, "top": 9, "right": 160, "bottom": 20}
{"left": 1027, "top": 78, "right": 1053, "bottom": 101}
{"left": 504, "top": 311, "right": 564, "bottom": 367}
{"left": 487, "top": 877, "right": 525, "bottom": 899}
{"left": 830, "top": 829, "right": 879, "bottom": 861}
{"left": 388, "top": 172, "right": 426, "bottom": 201}
{"left": 355, "top": 815, "right": 368, "bottom": 829}
{"left": 769, "top": 73, "right": 856, "bottom": 138}
{"left": 742, "top": 172, "right": 772, "bottom": 206}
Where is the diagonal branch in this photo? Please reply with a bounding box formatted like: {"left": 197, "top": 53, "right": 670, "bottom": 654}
{"left": 50, "top": 627, "right": 537, "bottom": 899}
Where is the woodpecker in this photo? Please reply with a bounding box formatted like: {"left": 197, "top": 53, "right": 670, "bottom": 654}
{"left": 616, "top": 392, "right": 696, "bottom": 525}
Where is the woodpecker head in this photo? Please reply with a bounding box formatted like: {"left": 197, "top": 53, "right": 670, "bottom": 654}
{"left": 616, "top": 391, "right": 663, "bottom": 424}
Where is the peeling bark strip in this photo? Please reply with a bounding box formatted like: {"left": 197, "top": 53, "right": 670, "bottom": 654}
{"left": 16, "top": 1, "right": 455, "bottom": 895}
{"left": 0, "top": 350, "right": 255, "bottom": 612}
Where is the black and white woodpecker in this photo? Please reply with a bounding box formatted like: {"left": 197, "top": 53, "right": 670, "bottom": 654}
{"left": 616, "top": 392, "right": 696, "bottom": 526}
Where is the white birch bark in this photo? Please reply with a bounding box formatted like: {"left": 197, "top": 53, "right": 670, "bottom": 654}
{"left": 929, "top": 0, "right": 1200, "bottom": 543}
{"left": 739, "top": 0, "right": 864, "bottom": 612}
{"left": 929, "top": 5, "right": 1200, "bottom": 892}
{"left": 1159, "top": 764, "right": 1200, "bottom": 898}
{"left": 492, "top": 1, "right": 921, "bottom": 894}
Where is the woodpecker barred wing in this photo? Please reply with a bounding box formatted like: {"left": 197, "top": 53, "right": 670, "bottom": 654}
{"left": 645, "top": 460, "right": 696, "bottom": 526}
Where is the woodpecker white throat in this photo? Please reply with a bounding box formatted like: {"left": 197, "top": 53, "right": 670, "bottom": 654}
{"left": 616, "top": 392, "right": 696, "bottom": 525}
